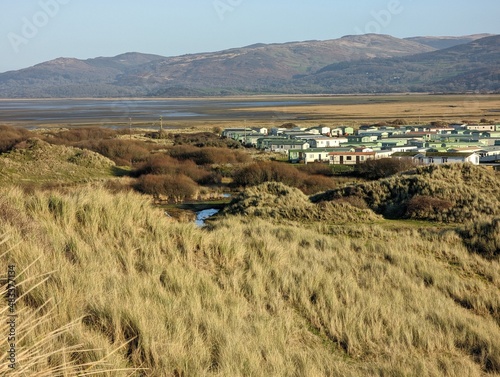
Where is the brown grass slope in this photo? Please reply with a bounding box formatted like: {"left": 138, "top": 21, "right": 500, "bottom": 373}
{"left": 312, "top": 164, "right": 500, "bottom": 223}
{"left": 2, "top": 185, "right": 500, "bottom": 375}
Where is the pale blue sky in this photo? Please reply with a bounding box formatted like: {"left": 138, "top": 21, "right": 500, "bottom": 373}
{"left": 1, "top": 0, "right": 499, "bottom": 73}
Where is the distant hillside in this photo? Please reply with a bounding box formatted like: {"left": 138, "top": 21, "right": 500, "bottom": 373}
{"left": 0, "top": 35, "right": 434, "bottom": 97}
{"left": 296, "top": 35, "right": 500, "bottom": 93}
{"left": 0, "top": 53, "right": 165, "bottom": 97}
{"left": 127, "top": 34, "right": 434, "bottom": 96}
{"left": 0, "top": 34, "right": 498, "bottom": 97}
{"left": 405, "top": 34, "right": 494, "bottom": 50}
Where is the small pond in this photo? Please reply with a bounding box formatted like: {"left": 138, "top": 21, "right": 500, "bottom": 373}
{"left": 195, "top": 208, "right": 220, "bottom": 227}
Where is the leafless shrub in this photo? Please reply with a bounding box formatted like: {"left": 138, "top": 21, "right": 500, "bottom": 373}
{"left": 135, "top": 174, "right": 198, "bottom": 202}
{"left": 406, "top": 195, "right": 453, "bottom": 220}
{"left": 0, "top": 125, "right": 31, "bottom": 153}
{"left": 169, "top": 145, "right": 249, "bottom": 165}
{"left": 357, "top": 158, "right": 418, "bottom": 180}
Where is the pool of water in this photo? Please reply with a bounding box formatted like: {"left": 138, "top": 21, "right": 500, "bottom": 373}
{"left": 195, "top": 208, "right": 220, "bottom": 227}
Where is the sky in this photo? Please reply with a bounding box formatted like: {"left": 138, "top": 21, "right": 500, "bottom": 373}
{"left": 1, "top": 0, "right": 499, "bottom": 73}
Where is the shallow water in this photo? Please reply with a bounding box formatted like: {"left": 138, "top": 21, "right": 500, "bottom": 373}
{"left": 195, "top": 208, "right": 220, "bottom": 227}
{"left": 0, "top": 98, "right": 316, "bottom": 123}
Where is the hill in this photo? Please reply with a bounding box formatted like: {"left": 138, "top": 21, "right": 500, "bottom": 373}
{"left": 0, "top": 53, "right": 165, "bottom": 98}
{"left": 2, "top": 181, "right": 500, "bottom": 375}
{"left": 0, "top": 34, "right": 497, "bottom": 97}
{"left": 0, "top": 35, "right": 434, "bottom": 97}
{"left": 297, "top": 35, "right": 500, "bottom": 93}
{"left": 405, "top": 34, "right": 494, "bottom": 50}
{"left": 126, "top": 34, "right": 434, "bottom": 96}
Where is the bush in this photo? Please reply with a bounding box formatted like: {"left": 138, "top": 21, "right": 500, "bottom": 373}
{"left": 76, "top": 139, "right": 152, "bottom": 166}
{"left": 134, "top": 155, "right": 221, "bottom": 185}
{"left": 299, "top": 175, "right": 337, "bottom": 195}
{"left": 298, "top": 163, "right": 334, "bottom": 177}
{"left": 0, "top": 126, "right": 31, "bottom": 153}
{"left": 406, "top": 195, "right": 453, "bottom": 220}
{"left": 134, "top": 155, "right": 180, "bottom": 176}
{"left": 233, "top": 162, "right": 338, "bottom": 194}
{"left": 169, "top": 145, "right": 249, "bottom": 165}
{"left": 135, "top": 174, "right": 198, "bottom": 202}
{"left": 47, "top": 127, "right": 117, "bottom": 143}
{"left": 357, "top": 158, "right": 417, "bottom": 180}
{"left": 172, "top": 132, "right": 241, "bottom": 148}
{"left": 41, "top": 128, "right": 153, "bottom": 166}
{"left": 232, "top": 161, "right": 301, "bottom": 188}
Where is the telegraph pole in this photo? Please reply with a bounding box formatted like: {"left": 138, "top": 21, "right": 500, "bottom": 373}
{"left": 129, "top": 117, "right": 132, "bottom": 140}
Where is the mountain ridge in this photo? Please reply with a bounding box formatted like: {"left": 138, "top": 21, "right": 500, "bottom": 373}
{"left": 297, "top": 34, "right": 500, "bottom": 94}
{"left": 0, "top": 33, "right": 497, "bottom": 97}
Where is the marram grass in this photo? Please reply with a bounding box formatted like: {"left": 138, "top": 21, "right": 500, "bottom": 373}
{"left": 1, "top": 184, "right": 500, "bottom": 376}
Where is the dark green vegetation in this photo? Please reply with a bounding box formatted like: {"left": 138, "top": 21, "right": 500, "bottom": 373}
{"left": 1, "top": 34, "right": 498, "bottom": 97}
{"left": 312, "top": 163, "right": 500, "bottom": 223}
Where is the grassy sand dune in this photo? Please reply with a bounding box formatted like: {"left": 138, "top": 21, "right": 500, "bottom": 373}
{"left": 1, "top": 182, "right": 500, "bottom": 375}
{"left": 0, "top": 138, "right": 116, "bottom": 185}
{"left": 313, "top": 164, "right": 500, "bottom": 223}
{"left": 222, "top": 181, "right": 381, "bottom": 223}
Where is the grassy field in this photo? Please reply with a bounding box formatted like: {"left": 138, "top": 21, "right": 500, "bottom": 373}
{"left": 233, "top": 94, "right": 500, "bottom": 125}
{"left": 1, "top": 182, "right": 500, "bottom": 376}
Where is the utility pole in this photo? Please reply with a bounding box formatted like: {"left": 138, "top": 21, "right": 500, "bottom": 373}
{"left": 129, "top": 117, "right": 132, "bottom": 140}
{"left": 159, "top": 115, "right": 163, "bottom": 138}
